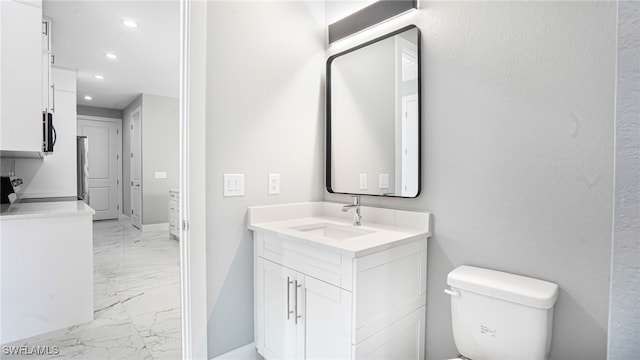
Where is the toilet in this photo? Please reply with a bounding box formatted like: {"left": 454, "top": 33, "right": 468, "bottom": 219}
{"left": 445, "top": 266, "right": 560, "bottom": 360}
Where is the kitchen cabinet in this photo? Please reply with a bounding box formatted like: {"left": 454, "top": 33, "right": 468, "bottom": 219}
{"left": 0, "top": 0, "right": 43, "bottom": 153}
{"left": 253, "top": 228, "right": 427, "bottom": 360}
{"left": 42, "top": 17, "right": 53, "bottom": 114}
{"left": 15, "top": 67, "right": 77, "bottom": 198}
{"left": 0, "top": 200, "right": 95, "bottom": 344}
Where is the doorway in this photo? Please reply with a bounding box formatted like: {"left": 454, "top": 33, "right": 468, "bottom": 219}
{"left": 129, "top": 106, "right": 142, "bottom": 229}
{"left": 77, "top": 116, "right": 122, "bottom": 220}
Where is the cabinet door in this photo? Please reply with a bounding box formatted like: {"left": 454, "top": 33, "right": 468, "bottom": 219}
{"left": 0, "top": 0, "right": 42, "bottom": 152}
{"left": 303, "top": 275, "right": 352, "bottom": 360}
{"left": 260, "top": 260, "right": 297, "bottom": 360}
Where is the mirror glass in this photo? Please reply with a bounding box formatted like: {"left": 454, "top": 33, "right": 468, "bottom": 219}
{"left": 327, "top": 25, "right": 421, "bottom": 197}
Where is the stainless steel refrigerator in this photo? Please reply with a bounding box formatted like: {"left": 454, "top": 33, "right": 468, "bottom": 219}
{"left": 77, "top": 136, "right": 89, "bottom": 203}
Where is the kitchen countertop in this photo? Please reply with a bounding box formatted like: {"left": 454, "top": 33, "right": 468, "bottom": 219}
{"left": 0, "top": 200, "right": 95, "bottom": 220}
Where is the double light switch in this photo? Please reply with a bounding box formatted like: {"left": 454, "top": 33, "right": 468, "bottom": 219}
{"left": 223, "top": 174, "right": 244, "bottom": 197}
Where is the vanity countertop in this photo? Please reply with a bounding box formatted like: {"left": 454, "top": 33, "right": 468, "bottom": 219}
{"left": 248, "top": 202, "right": 431, "bottom": 257}
{"left": 0, "top": 200, "right": 95, "bottom": 220}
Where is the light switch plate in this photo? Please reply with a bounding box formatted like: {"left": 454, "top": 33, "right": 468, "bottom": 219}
{"left": 379, "top": 173, "right": 389, "bottom": 189}
{"left": 268, "top": 173, "right": 280, "bottom": 195}
{"left": 359, "top": 174, "right": 368, "bottom": 190}
{"left": 223, "top": 174, "right": 244, "bottom": 197}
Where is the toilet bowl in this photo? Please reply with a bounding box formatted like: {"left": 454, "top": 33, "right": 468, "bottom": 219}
{"left": 445, "top": 266, "right": 559, "bottom": 360}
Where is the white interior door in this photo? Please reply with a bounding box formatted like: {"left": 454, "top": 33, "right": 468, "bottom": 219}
{"left": 77, "top": 119, "right": 120, "bottom": 220}
{"left": 130, "top": 107, "right": 142, "bottom": 228}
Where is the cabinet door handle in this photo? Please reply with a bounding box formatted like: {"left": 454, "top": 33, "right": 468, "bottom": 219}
{"left": 294, "top": 280, "right": 302, "bottom": 324}
{"left": 286, "top": 277, "right": 293, "bottom": 320}
{"left": 51, "top": 83, "right": 55, "bottom": 112}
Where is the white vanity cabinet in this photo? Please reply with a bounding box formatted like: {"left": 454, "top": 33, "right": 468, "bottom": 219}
{"left": 250, "top": 202, "right": 431, "bottom": 360}
{"left": 256, "top": 254, "right": 353, "bottom": 360}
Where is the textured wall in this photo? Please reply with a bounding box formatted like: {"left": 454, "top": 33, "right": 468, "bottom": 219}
{"left": 325, "top": 2, "right": 616, "bottom": 359}
{"left": 608, "top": 1, "right": 640, "bottom": 358}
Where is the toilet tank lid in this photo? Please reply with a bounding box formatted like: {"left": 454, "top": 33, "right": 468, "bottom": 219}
{"left": 447, "top": 266, "right": 559, "bottom": 309}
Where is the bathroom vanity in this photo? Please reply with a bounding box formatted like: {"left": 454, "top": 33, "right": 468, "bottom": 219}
{"left": 248, "top": 202, "right": 431, "bottom": 360}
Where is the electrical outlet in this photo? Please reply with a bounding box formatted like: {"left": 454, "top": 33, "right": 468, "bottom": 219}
{"left": 268, "top": 173, "right": 280, "bottom": 195}
{"left": 359, "top": 174, "right": 368, "bottom": 190}
{"left": 379, "top": 173, "right": 389, "bottom": 189}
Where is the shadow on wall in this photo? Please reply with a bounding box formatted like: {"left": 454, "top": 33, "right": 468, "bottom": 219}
{"left": 425, "top": 228, "right": 459, "bottom": 359}
{"left": 207, "top": 232, "right": 255, "bottom": 357}
{"left": 549, "top": 290, "right": 607, "bottom": 359}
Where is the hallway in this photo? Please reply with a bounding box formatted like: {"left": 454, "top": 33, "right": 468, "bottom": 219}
{"left": 3, "top": 218, "right": 181, "bottom": 359}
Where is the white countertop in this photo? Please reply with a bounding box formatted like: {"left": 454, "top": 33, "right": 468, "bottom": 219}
{"left": 250, "top": 216, "right": 428, "bottom": 257}
{"left": 0, "top": 200, "right": 95, "bottom": 220}
{"left": 248, "top": 202, "right": 432, "bottom": 257}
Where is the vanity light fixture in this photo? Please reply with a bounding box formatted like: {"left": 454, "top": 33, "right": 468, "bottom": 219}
{"left": 328, "top": 0, "right": 417, "bottom": 44}
{"left": 83, "top": 95, "right": 93, "bottom": 101}
{"left": 94, "top": 74, "right": 105, "bottom": 80}
{"left": 104, "top": 52, "right": 118, "bottom": 60}
{"left": 122, "top": 19, "right": 139, "bottom": 28}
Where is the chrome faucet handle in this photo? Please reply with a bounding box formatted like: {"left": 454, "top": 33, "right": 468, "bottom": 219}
{"left": 351, "top": 195, "right": 362, "bottom": 226}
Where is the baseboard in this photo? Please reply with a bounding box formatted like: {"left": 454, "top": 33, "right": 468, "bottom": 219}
{"left": 210, "top": 342, "right": 257, "bottom": 360}
{"left": 142, "top": 222, "right": 169, "bottom": 232}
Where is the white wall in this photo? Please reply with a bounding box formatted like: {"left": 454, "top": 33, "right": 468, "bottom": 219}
{"left": 608, "top": 1, "right": 640, "bottom": 358}
{"left": 77, "top": 105, "right": 122, "bottom": 120}
{"left": 16, "top": 67, "right": 77, "bottom": 198}
{"left": 325, "top": 2, "right": 616, "bottom": 359}
{"left": 141, "top": 94, "right": 179, "bottom": 225}
{"left": 204, "top": 1, "right": 325, "bottom": 357}
{"left": 122, "top": 94, "right": 179, "bottom": 224}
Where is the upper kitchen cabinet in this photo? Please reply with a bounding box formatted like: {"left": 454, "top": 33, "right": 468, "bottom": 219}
{"left": 0, "top": 0, "right": 43, "bottom": 153}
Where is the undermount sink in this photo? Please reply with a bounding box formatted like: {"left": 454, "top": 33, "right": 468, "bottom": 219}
{"left": 289, "top": 222, "right": 374, "bottom": 240}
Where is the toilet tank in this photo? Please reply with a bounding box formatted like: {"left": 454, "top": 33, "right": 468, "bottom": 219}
{"left": 446, "top": 266, "right": 559, "bottom": 360}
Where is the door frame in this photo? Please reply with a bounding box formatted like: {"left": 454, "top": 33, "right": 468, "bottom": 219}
{"left": 129, "top": 106, "right": 142, "bottom": 228}
{"left": 179, "top": 0, "right": 208, "bottom": 358}
{"left": 77, "top": 115, "right": 123, "bottom": 218}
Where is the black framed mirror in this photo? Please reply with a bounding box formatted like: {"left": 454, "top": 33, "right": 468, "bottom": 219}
{"left": 326, "top": 25, "right": 421, "bottom": 198}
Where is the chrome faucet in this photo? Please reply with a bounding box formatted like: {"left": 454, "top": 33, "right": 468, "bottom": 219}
{"left": 342, "top": 195, "right": 362, "bottom": 226}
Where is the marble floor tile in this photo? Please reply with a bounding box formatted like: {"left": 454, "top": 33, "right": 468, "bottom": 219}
{"left": 130, "top": 308, "right": 182, "bottom": 360}
{"left": 2, "top": 218, "right": 181, "bottom": 360}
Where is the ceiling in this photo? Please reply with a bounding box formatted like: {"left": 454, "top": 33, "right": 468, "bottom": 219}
{"left": 43, "top": 0, "right": 180, "bottom": 110}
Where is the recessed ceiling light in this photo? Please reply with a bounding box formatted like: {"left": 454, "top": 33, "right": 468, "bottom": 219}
{"left": 94, "top": 74, "right": 105, "bottom": 80}
{"left": 122, "top": 19, "right": 139, "bottom": 28}
{"left": 104, "top": 52, "right": 117, "bottom": 60}
{"left": 84, "top": 95, "right": 93, "bottom": 101}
